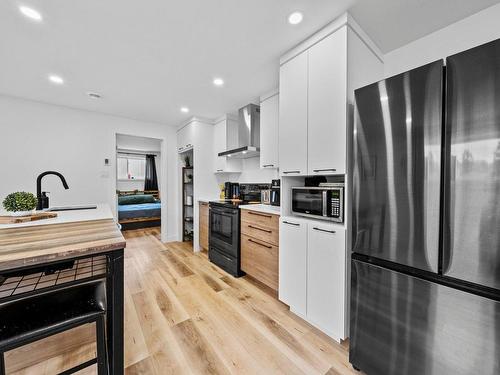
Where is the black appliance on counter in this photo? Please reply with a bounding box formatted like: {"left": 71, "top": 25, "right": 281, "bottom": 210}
{"left": 208, "top": 183, "right": 270, "bottom": 276}
{"left": 350, "top": 39, "right": 500, "bottom": 375}
{"left": 270, "top": 179, "right": 280, "bottom": 206}
{"left": 224, "top": 182, "right": 240, "bottom": 200}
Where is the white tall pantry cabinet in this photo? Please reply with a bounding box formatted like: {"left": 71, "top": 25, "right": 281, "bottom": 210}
{"left": 277, "top": 13, "right": 383, "bottom": 342}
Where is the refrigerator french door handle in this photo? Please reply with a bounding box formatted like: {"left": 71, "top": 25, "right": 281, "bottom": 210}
{"left": 442, "top": 155, "right": 456, "bottom": 274}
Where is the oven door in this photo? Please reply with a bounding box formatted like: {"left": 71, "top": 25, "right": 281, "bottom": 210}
{"left": 209, "top": 205, "right": 239, "bottom": 257}
{"left": 291, "top": 188, "right": 325, "bottom": 217}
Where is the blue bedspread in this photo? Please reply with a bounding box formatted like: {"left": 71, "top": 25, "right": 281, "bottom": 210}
{"left": 118, "top": 202, "right": 161, "bottom": 220}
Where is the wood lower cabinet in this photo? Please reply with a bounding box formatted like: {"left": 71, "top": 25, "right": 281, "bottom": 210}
{"left": 240, "top": 209, "right": 279, "bottom": 291}
{"left": 199, "top": 202, "right": 209, "bottom": 251}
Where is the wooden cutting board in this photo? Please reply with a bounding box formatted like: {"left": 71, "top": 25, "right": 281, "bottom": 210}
{"left": 0, "top": 212, "right": 58, "bottom": 224}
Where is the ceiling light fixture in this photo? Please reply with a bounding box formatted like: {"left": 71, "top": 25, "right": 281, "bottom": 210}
{"left": 288, "top": 11, "right": 303, "bottom": 25}
{"left": 213, "top": 78, "right": 224, "bottom": 87}
{"left": 19, "top": 5, "right": 42, "bottom": 21}
{"left": 180, "top": 107, "right": 189, "bottom": 113}
{"left": 48, "top": 75, "right": 64, "bottom": 85}
{"left": 87, "top": 92, "right": 102, "bottom": 99}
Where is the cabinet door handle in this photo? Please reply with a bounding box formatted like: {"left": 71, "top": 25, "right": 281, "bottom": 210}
{"left": 312, "top": 227, "right": 336, "bottom": 234}
{"left": 283, "top": 221, "right": 300, "bottom": 226}
{"left": 248, "top": 238, "right": 272, "bottom": 249}
{"left": 263, "top": 164, "right": 275, "bottom": 168}
{"left": 248, "top": 211, "right": 272, "bottom": 218}
{"left": 248, "top": 224, "right": 272, "bottom": 233}
{"left": 313, "top": 168, "right": 337, "bottom": 173}
{"left": 283, "top": 170, "right": 300, "bottom": 174}
{"left": 216, "top": 169, "right": 224, "bottom": 172}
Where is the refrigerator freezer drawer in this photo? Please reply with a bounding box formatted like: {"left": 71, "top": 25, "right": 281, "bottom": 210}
{"left": 350, "top": 260, "right": 500, "bottom": 375}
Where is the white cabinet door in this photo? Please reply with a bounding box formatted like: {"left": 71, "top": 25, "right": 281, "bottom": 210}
{"left": 177, "top": 123, "right": 194, "bottom": 153}
{"left": 213, "top": 120, "right": 226, "bottom": 172}
{"left": 279, "top": 52, "right": 308, "bottom": 176}
{"left": 260, "top": 93, "right": 279, "bottom": 169}
{"left": 213, "top": 119, "right": 241, "bottom": 173}
{"left": 307, "top": 27, "right": 347, "bottom": 175}
{"left": 279, "top": 217, "right": 308, "bottom": 316}
{"left": 307, "top": 223, "right": 346, "bottom": 341}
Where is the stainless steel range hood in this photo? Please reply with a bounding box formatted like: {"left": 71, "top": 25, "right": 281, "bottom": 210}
{"left": 218, "top": 104, "right": 260, "bottom": 159}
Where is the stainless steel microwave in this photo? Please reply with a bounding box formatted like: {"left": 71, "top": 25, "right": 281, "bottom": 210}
{"left": 291, "top": 184, "right": 344, "bottom": 222}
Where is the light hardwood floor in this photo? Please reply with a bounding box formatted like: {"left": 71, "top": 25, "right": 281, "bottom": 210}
{"left": 6, "top": 228, "right": 358, "bottom": 375}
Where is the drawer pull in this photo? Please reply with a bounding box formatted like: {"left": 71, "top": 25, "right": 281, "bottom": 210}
{"left": 248, "top": 238, "right": 272, "bottom": 249}
{"left": 263, "top": 164, "right": 275, "bottom": 168}
{"left": 248, "top": 211, "right": 272, "bottom": 218}
{"left": 283, "top": 170, "right": 300, "bottom": 174}
{"left": 313, "top": 168, "right": 337, "bottom": 172}
{"left": 248, "top": 224, "right": 272, "bottom": 233}
{"left": 313, "top": 227, "right": 336, "bottom": 234}
{"left": 282, "top": 221, "right": 300, "bottom": 226}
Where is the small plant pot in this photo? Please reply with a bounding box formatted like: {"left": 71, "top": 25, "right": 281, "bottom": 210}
{"left": 10, "top": 210, "right": 35, "bottom": 217}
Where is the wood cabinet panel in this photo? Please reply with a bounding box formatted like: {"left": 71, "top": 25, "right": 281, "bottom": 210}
{"left": 241, "top": 209, "right": 279, "bottom": 230}
{"left": 199, "top": 202, "right": 209, "bottom": 251}
{"left": 241, "top": 220, "right": 279, "bottom": 247}
{"left": 241, "top": 234, "right": 278, "bottom": 291}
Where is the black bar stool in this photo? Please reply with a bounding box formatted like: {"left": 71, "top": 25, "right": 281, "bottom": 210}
{"left": 0, "top": 281, "right": 108, "bottom": 375}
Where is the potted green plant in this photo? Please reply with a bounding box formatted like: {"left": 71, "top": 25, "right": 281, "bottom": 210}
{"left": 2, "top": 192, "right": 38, "bottom": 216}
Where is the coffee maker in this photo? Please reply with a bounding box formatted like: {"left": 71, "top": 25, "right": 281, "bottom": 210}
{"left": 270, "top": 179, "right": 280, "bottom": 206}
{"left": 224, "top": 182, "right": 240, "bottom": 200}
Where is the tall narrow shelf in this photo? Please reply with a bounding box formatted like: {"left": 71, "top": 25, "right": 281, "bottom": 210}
{"left": 182, "top": 166, "right": 194, "bottom": 242}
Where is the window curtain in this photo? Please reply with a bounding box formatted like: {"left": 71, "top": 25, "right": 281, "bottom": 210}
{"left": 144, "top": 154, "right": 158, "bottom": 191}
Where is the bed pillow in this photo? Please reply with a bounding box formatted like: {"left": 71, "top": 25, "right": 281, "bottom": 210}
{"left": 118, "top": 194, "right": 156, "bottom": 205}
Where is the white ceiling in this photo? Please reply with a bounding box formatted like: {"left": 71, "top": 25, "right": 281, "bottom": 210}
{"left": 0, "top": 0, "right": 498, "bottom": 126}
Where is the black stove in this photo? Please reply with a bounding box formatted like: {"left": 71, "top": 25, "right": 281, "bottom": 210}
{"left": 209, "top": 200, "right": 260, "bottom": 208}
{"left": 207, "top": 183, "right": 269, "bottom": 277}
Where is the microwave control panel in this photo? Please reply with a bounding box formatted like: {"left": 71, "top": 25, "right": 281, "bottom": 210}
{"left": 330, "top": 190, "right": 342, "bottom": 219}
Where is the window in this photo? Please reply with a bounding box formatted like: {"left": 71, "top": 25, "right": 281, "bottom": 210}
{"left": 117, "top": 155, "right": 146, "bottom": 180}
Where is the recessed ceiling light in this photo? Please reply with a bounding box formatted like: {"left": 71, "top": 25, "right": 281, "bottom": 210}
{"left": 213, "top": 78, "right": 224, "bottom": 87}
{"left": 19, "top": 5, "right": 42, "bottom": 21}
{"left": 48, "top": 75, "right": 64, "bottom": 85}
{"left": 87, "top": 92, "right": 102, "bottom": 99}
{"left": 180, "top": 107, "right": 189, "bottom": 113}
{"left": 288, "top": 11, "right": 303, "bottom": 25}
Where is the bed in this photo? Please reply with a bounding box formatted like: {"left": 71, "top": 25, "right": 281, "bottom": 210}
{"left": 117, "top": 190, "right": 161, "bottom": 230}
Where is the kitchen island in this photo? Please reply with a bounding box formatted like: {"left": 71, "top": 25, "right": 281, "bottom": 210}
{"left": 0, "top": 204, "right": 125, "bottom": 374}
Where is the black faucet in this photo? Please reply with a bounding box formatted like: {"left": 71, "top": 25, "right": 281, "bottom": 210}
{"left": 36, "top": 171, "right": 69, "bottom": 210}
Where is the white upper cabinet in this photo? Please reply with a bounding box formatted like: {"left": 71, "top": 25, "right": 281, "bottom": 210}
{"left": 177, "top": 123, "right": 194, "bottom": 153}
{"left": 308, "top": 28, "right": 347, "bottom": 175}
{"left": 279, "top": 216, "right": 308, "bottom": 316}
{"left": 307, "top": 223, "right": 346, "bottom": 341}
{"left": 259, "top": 91, "right": 279, "bottom": 169}
{"left": 279, "top": 51, "right": 308, "bottom": 176}
{"left": 278, "top": 14, "right": 383, "bottom": 177}
{"left": 213, "top": 116, "right": 242, "bottom": 173}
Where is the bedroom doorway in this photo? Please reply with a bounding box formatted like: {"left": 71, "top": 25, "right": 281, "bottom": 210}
{"left": 115, "top": 134, "right": 162, "bottom": 232}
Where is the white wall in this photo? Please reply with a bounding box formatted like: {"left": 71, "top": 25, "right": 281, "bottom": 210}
{"left": 0, "top": 95, "right": 178, "bottom": 242}
{"left": 236, "top": 157, "right": 278, "bottom": 183}
{"left": 116, "top": 134, "right": 162, "bottom": 192}
{"left": 384, "top": 3, "right": 500, "bottom": 77}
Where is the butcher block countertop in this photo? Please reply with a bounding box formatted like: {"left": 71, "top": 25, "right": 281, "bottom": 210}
{"left": 0, "top": 205, "right": 125, "bottom": 271}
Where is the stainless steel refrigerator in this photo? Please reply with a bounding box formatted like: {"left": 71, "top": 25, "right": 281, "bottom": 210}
{"left": 351, "top": 39, "right": 500, "bottom": 375}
